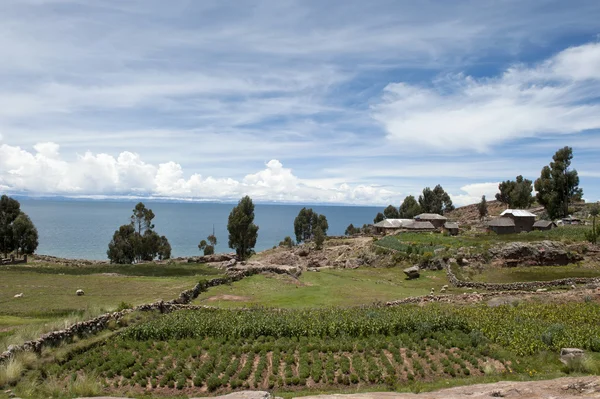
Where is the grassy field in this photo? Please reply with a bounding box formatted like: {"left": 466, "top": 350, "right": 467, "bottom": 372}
{"left": 193, "top": 268, "right": 454, "bottom": 308}
{"left": 468, "top": 264, "right": 600, "bottom": 283}
{"left": 0, "top": 262, "right": 221, "bottom": 352}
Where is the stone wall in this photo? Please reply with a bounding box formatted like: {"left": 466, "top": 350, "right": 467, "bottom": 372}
{"left": 0, "top": 265, "right": 297, "bottom": 364}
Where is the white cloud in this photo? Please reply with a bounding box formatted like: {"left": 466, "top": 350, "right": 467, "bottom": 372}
{"left": 372, "top": 42, "right": 600, "bottom": 152}
{"left": 450, "top": 182, "right": 500, "bottom": 207}
{"left": 0, "top": 142, "right": 401, "bottom": 205}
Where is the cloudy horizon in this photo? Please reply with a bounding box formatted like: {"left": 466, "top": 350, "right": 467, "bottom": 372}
{"left": 1, "top": 0, "right": 599, "bottom": 207}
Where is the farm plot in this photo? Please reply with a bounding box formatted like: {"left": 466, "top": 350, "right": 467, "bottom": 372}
{"left": 34, "top": 302, "right": 600, "bottom": 396}
{"left": 51, "top": 332, "right": 504, "bottom": 394}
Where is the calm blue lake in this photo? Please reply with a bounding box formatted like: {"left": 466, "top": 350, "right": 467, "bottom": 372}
{"left": 18, "top": 199, "right": 379, "bottom": 260}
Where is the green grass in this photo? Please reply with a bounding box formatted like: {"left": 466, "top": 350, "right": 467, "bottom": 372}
{"left": 375, "top": 226, "right": 592, "bottom": 253}
{"left": 193, "top": 267, "right": 453, "bottom": 308}
{"left": 3, "top": 261, "right": 222, "bottom": 277}
{"left": 469, "top": 264, "right": 600, "bottom": 283}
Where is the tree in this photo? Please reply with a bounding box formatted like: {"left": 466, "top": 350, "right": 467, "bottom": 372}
{"left": 534, "top": 147, "right": 583, "bottom": 220}
{"left": 131, "top": 202, "right": 155, "bottom": 235}
{"left": 0, "top": 196, "right": 38, "bottom": 258}
{"left": 373, "top": 212, "right": 385, "bottom": 224}
{"left": 478, "top": 196, "right": 488, "bottom": 221}
{"left": 586, "top": 205, "right": 600, "bottom": 245}
{"left": 227, "top": 196, "right": 259, "bottom": 260}
{"left": 314, "top": 227, "right": 325, "bottom": 250}
{"left": 495, "top": 175, "right": 534, "bottom": 209}
{"left": 418, "top": 185, "right": 454, "bottom": 215}
{"left": 293, "top": 208, "right": 328, "bottom": 243}
{"left": 345, "top": 223, "right": 358, "bottom": 236}
{"left": 12, "top": 212, "right": 39, "bottom": 256}
{"left": 279, "top": 236, "right": 294, "bottom": 248}
{"left": 198, "top": 234, "right": 217, "bottom": 256}
{"left": 399, "top": 195, "right": 421, "bottom": 219}
{"left": 107, "top": 202, "right": 171, "bottom": 264}
{"left": 383, "top": 205, "right": 400, "bottom": 219}
{"left": 107, "top": 224, "right": 136, "bottom": 264}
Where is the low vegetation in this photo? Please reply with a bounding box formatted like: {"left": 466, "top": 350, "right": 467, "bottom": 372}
{"left": 20, "top": 302, "right": 600, "bottom": 396}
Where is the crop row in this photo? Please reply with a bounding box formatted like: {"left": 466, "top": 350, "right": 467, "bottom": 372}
{"left": 123, "top": 302, "right": 600, "bottom": 356}
{"left": 49, "top": 331, "right": 503, "bottom": 392}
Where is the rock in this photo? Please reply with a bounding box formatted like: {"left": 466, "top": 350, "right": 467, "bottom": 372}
{"left": 403, "top": 265, "right": 420, "bottom": 279}
{"left": 536, "top": 288, "right": 548, "bottom": 292}
{"left": 13, "top": 293, "right": 23, "bottom": 298}
{"left": 489, "top": 240, "right": 583, "bottom": 267}
{"left": 560, "top": 348, "right": 585, "bottom": 365}
{"left": 225, "top": 259, "right": 237, "bottom": 268}
{"left": 297, "top": 248, "right": 310, "bottom": 257}
{"left": 76, "top": 289, "right": 85, "bottom": 296}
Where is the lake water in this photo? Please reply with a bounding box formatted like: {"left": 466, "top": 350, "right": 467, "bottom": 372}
{"left": 18, "top": 199, "right": 380, "bottom": 260}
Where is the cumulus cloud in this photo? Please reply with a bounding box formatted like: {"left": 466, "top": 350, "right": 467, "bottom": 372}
{"left": 450, "top": 182, "right": 500, "bottom": 207}
{"left": 0, "top": 142, "right": 400, "bottom": 205}
{"left": 372, "top": 42, "right": 600, "bottom": 152}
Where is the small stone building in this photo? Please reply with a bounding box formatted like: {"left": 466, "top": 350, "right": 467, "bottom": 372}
{"left": 404, "top": 221, "right": 437, "bottom": 232}
{"left": 372, "top": 219, "right": 413, "bottom": 234}
{"left": 414, "top": 213, "right": 447, "bottom": 229}
{"left": 487, "top": 218, "right": 516, "bottom": 235}
{"left": 500, "top": 209, "right": 536, "bottom": 233}
{"left": 443, "top": 222, "right": 459, "bottom": 236}
{"left": 533, "top": 220, "right": 557, "bottom": 231}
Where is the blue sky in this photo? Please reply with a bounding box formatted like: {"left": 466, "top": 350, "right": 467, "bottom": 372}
{"left": 0, "top": 0, "right": 599, "bottom": 206}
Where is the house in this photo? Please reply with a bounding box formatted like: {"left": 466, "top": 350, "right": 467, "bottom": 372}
{"left": 562, "top": 216, "right": 582, "bottom": 225}
{"left": 487, "top": 218, "right": 516, "bottom": 235}
{"left": 533, "top": 220, "right": 557, "bottom": 231}
{"left": 373, "top": 219, "right": 413, "bottom": 234}
{"left": 414, "top": 213, "right": 447, "bottom": 229}
{"left": 499, "top": 209, "right": 536, "bottom": 233}
{"left": 404, "top": 221, "right": 437, "bottom": 232}
{"left": 443, "top": 222, "right": 459, "bottom": 236}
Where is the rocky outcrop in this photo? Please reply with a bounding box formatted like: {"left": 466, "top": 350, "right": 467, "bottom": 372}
{"left": 489, "top": 241, "right": 583, "bottom": 267}
{"left": 403, "top": 265, "right": 420, "bottom": 279}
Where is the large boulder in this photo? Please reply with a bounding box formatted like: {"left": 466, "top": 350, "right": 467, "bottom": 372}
{"left": 403, "top": 265, "right": 420, "bottom": 279}
{"left": 560, "top": 348, "right": 585, "bottom": 365}
{"left": 488, "top": 241, "right": 582, "bottom": 266}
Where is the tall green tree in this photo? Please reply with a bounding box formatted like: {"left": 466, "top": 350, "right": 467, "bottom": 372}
{"left": 12, "top": 213, "right": 39, "bottom": 256}
{"left": 227, "top": 196, "right": 259, "bottom": 260}
{"left": 418, "top": 185, "right": 454, "bottom": 215}
{"left": 398, "top": 195, "right": 421, "bottom": 219}
{"left": 131, "top": 202, "right": 155, "bottom": 235}
{"left": 478, "top": 195, "right": 488, "bottom": 221}
{"left": 373, "top": 212, "right": 385, "bottom": 224}
{"left": 313, "top": 227, "right": 325, "bottom": 250}
{"left": 0, "top": 196, "right": 39, "bottom": 258}
{"left": 107, "top": 202, "right": 170, "bottom": 263}
{"left": 534, "top": 147, "right": 583, "bottom": 219}
{"left": 198, "top": 234, "right": 217, "bottom": 256}
{"left": 293, "top": 208, "right": 328, "bottom": 243}
{"left": 495, "top": 175, "right": 534, "bottom": 209}
{"left": 383, "top": 205, "right": 400, "bottom": 219}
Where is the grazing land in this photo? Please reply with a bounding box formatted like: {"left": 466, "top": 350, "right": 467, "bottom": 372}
{"left": 0, "top": 262, "right": 221, "bottom": 352}
{"left": 194, "top": 268, "right": 453, "bottom": 308}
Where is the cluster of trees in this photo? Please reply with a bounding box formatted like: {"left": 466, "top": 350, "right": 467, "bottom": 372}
{"left": 0, "top": 195, "right": 39, "bottom": 257}
{"left": 107, "top": 203, "right": 171, "bottom": 264}
{"left": 374, "top": 185, "right": 454, "bottom": 223}
{"left": 293, "top": 208, "right": 328, "bottom": 249}
{"left": 494, "top": 147, "right": 583, "bottom": 220}
{"left": 344, "top": 223, "right": 371, "bottom": 236}
{"left": 495, "top": 175, "right": 534, "bottom": 209}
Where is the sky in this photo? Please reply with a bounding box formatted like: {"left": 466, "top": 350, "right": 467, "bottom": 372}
{"left": 1, "top": 0, "right": 599, "bottom": 207}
